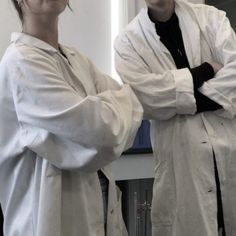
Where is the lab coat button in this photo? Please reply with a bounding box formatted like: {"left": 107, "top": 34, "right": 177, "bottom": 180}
{"left": 207, "top": 187, "right": 214, "bottom": 193}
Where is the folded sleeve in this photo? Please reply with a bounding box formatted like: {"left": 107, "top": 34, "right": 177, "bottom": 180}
{"left": 10, "top": 47, "right": 143, "bottom": 172}
{"left": 198, "top": 7, "right": 236, "bottom": 119}
{"left": 115, "top": 34, "right": 196, "bottom": 120}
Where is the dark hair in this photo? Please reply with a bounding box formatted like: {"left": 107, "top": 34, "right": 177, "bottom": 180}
{"left": 11, "top": 0, "right": 23, "bottom": 22}
{"left": 11, "top": 0, "right": 72, "bottom": 22}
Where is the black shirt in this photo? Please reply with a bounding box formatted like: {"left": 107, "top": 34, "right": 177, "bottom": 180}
{"left": 151, "top": 11, "right": 222, "bottom": 113}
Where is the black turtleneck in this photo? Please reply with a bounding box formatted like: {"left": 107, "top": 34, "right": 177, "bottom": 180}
{"left": 150, "top": 11, "right": 222, "bottom": 113}
{"left": 155, "top": 12, "right": 190, "bottom": 69}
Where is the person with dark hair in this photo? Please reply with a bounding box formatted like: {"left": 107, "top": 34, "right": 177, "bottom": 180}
{"left": 115, "top": 0, "right": 236, "bottom": 235}
{"left": 0, "top": 0, "right": 143, "bottom": 235}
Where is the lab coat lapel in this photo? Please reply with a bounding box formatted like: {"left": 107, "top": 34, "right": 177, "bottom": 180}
{"left": 101, "top": 166, "right": 128, "bottom": 236}
{"left": 59, "top": 47, "right": 90, "bottom": 95}
{"left": 138, "top": 9, "right": 176, "bottom": 70}
{"left": 138, "top": 9, "right": 172, "bottom": 55}
{"left": 36, "top": 161, "right": 62, "bottom": 236}
{"left": 176, "top": 2, "right": 201, "bottom": 67}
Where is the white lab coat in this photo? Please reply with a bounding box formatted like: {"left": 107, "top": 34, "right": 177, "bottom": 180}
{"left": 115, "top": 0, "right": 236, "bottom": 235}
{"left": 0, "top": 32, "right": 143, "bottom": 236}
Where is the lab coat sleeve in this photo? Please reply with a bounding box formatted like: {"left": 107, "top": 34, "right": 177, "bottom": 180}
{"left": 114, "top": 34, "right": 196, "bottom": 120}
{"left": 198, "top": 7, "right": 236, "bottom": 119}
{"left": 87, "top": 57, "right": 123, "bottom": 93}
{"left": 10, "top": 47, "right": 143, "bottom": 172}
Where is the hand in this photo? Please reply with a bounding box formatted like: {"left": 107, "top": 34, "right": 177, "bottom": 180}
{"left": 208, "top": 62, "right": 223, "bottom": 74}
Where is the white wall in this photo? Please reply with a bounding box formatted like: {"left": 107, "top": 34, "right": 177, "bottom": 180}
{"left": 0, "top": 1, "right": 21, "bottom": 58}
{"left": 59, "top": 0, "right": 111, "bottom": 74}
{"left": 0, "top": 0, "right": 112, "bottom": 75}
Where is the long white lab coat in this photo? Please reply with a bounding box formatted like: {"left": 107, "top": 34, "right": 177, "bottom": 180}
{"left": 115, "top": 0, "right": 236, "bottom": 235}
{"left": 0, "top": 32, "right": 143, "bottom": 236}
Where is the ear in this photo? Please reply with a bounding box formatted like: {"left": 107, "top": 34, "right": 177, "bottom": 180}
{"left": 16, "top": 0, "right": 22, "bottom": 5}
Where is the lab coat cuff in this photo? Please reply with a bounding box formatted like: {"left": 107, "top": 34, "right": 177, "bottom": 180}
{"left": 199, "top": 83, "right": 236, "bottom": 119}
{"left": 171, "top": 68, "right": 196, "bottom": 115}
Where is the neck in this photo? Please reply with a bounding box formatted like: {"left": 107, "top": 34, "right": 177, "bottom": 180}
{"left": 22, "top": 15, "right": 59, "bottom": 49}
{"left": 148, "top": 2, "right": 175, "bottom": 22}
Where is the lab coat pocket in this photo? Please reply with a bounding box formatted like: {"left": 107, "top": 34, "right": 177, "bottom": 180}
{"left": 151, "top": 161, "right": 176, "bottom": 227}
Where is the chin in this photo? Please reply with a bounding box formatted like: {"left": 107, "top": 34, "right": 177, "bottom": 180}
{"left": 146, "top": 0, "right": 174, "bottom": 6}
{"left": 47, "top": 2, "right": 67, "bottom": 15}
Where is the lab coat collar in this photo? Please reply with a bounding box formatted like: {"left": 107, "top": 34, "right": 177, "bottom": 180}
{"left": 137, "top": 1, "right": 200, "bottom": 65}
{"left": 175, "top": 0, "right": 201, "bottom": 67}
{"left": 138, "top": 8, "right": 156, "bottom": 34}
{"left": 11, "top": 32, "right": 76, "bottom": 55}
{"left": 11, "top": 32, "right": 58, "bottom": 53}
{"left": 137, "top": 8, "right": 170, "bottom": 54}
